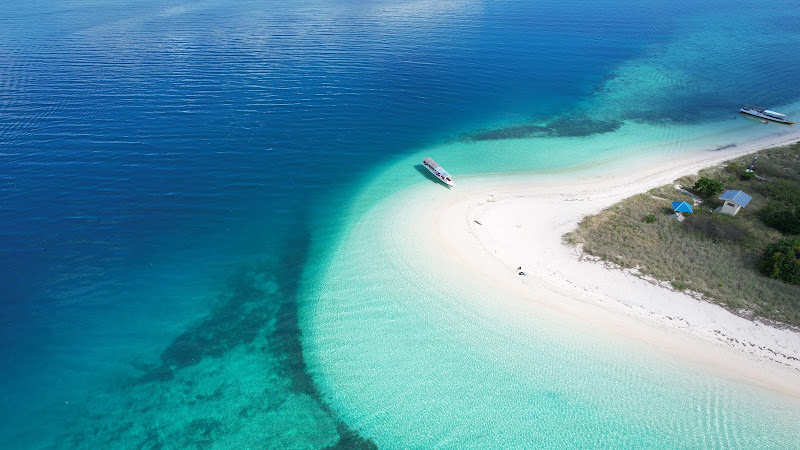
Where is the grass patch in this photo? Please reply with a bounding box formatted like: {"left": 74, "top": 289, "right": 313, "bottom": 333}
{"left": 565, "top": 142, "right": 800, "bottom": 325}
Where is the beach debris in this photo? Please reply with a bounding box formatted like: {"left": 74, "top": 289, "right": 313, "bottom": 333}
{"left": 747, "top": 154, "right": 758, "bottom": 172}
{"left": 674, "top": 185, "right": 702, "bottom": 205}
{"left": 474, "top": 220, "right": 482, "bottom": 225}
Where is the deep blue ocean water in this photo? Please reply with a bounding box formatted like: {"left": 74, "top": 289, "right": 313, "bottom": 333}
{"left": 1, "top": 0, "right": 799, "bottom": 447}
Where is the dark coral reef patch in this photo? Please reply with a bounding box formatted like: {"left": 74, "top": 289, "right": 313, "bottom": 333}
{"left": 462, "top": 116, "right": 623, "bottom": 142}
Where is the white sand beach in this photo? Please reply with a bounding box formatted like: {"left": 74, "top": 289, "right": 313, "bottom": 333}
{"left": 432, "top": 131, "right": 800, "bottom": 397}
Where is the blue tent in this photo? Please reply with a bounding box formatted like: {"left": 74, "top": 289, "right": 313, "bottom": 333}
{"left": 671, "top": 201, "right": 693, "bottom": 213}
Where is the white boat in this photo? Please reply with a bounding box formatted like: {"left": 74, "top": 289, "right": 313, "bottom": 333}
{"left": 422, "top": 157, "right": 455, "bottom": 187}
{"left": 739, "top": 105, "right": 795, "bottom": 124}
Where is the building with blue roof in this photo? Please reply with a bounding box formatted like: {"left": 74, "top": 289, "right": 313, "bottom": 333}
{"left": 718, "top": 190, "right": 752, "bottom": 216}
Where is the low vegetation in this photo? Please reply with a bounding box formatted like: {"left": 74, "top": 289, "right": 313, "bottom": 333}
{"left": 761, "top": 201, "right": 800, "bottom": 235}
{"left": 758, "top": 238, "right": 800, "bottom": 284}
{"left": 692, "top": 176, "right": 723, "bottom": 198}
{"left": 565, "top": 142, "right": 800, "bottom": 326}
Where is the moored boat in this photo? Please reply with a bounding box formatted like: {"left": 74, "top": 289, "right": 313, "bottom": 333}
{"left": 422, "top": 157, "right": 455, "bottom": 187}
{"left": 739, "top": 105, "right": 795, "bottom": 124}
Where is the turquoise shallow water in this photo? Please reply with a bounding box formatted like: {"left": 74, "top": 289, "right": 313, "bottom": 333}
{"left": 302, "top": 136, "right": 800, "bottom": 448}
{"left": 1, "top": 0, "right": 800, "bottom": 447}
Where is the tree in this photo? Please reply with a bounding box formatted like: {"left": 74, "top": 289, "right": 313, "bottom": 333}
{"left": 760, "top": 201, "right": 800, "bottom": 235}
{"left": 693, "top": 177, "right": 724, "bottom": 198}
{"left": 758, "top": 238, "right": 800, "bottom": 284}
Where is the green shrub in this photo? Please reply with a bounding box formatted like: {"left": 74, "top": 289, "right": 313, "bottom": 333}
{"left": 643, "top": 214, "right": 657, "bottom": 224}
{"left": 741, "top": 170, "right": 755, "bottom": 180}
{"left": 693, "top": 177, "right": 724, "bottom": 198}
{"left": 758, "top": 238, "right": 800, "bottom": 284}
{"left": 760, "top": 201, "right": 800, "bottom": 235}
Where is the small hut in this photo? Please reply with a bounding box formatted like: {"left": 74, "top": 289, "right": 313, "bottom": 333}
{"left": 717, "top": 190, "right": 752, "bottom": 216}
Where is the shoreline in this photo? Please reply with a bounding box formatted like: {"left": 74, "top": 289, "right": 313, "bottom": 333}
{"left": 301, "top": 127, "right": 800, "bottom": 446}
{"left": 430, "top": 131, "right": 800, "bottom": 397}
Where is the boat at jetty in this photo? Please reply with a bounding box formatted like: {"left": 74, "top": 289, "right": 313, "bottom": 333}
{"left": 422, "top": 157, "right": 455, "bottom": 187}
{"left": 739, "top": 105, "right": 795, "bottom": 124}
